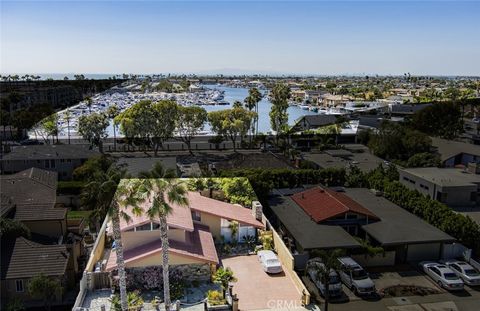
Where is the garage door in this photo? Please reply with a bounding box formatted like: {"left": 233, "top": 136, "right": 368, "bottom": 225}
{"left": 407, "top": 243, "right": 441, "bottom": 262}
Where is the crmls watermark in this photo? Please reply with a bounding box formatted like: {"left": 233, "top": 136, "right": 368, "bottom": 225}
{"left": 267, "top": 299, "right": 302, "bottom": 309}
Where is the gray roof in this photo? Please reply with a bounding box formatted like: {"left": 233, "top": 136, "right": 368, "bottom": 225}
{"left": 1, "top": 237, "right": 69, "bottom": 279}
{"left": 400, "top": 167, "right": 480, "bottom": 187}
{"left": 293, "top": 115, "right": 338, "bottom": 129}
{"left": 304, "top": 151, "right": 385, "bottom": 173}
{"left": 0, "top": 168, "right": 66, "bottom": 221}
{"left": 214, "top": 153, "right": 294, "bottom": 171}
{"left": 390, "top": 103, "right": 431, "bottom": 114}
{"left": 117, "top": 157, "right": 178, "bottom": 177}
{"left": 268, "top": 193, "right": 361, "bottom": 250}
{"left": 324, "top": 149, "right": 353, "bottom": 157}
{"left": 431, "top": 137, "right": 480, "bottom": 162}
{"left": 1, "top": 144, "right": 100, "bottom": 161}
{"left": 343, "top": 188, "right": 455, "bottom": 246}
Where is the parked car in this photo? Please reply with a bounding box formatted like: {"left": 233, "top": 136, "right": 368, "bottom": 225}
{"left": 441, "top": 260, "right": 480, "bottom": 286}
{"left": 306, "top": 258, "right": 343, "bottom": 298}
{"left": 337, "top": 257, "right": 376, "bottom": 296}
{"left": 257, "top": 250, "right": 283, "bottom": 274}
{"left": 419, "top": 261, "right": 464, "bottom": 291}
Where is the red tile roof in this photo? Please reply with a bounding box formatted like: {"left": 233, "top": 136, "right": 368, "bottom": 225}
{"left": 291, "top": 187, "right": 378, "bottom": 223}
{"left": 187, "top": 192, "right": 264, "bottom": 228}
{"left": 106, "top": 224, "right": 218, "bottom": 271}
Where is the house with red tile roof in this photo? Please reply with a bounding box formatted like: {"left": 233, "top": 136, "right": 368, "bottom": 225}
{"left": 105, "top": 188, "right": 264, "bottom": 271}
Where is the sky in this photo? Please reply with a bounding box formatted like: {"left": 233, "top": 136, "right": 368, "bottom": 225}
{"left": 1, "top": 1, "right": 479, "bottom": 76}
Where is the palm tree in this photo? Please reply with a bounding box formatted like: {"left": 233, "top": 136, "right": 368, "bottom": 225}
{"left": 106, "top": 104, "right": 120, "bottom": 151}
{"left": 64, "top": 109, "right": 72, "bottom": 144}
{"left": 131, "top": 164, "right": 188, "bottom": 311}
{"left": 85, "top": 96, "right": 93, "bottom": 113}
{"left": 244, "top": 88, "right": 262, "bottom": 138}
{"left": 308, "top": 249, "right": 344, "bottom": 311}
{"left": 81, "top": 164, "right": 133, "bottom": 311}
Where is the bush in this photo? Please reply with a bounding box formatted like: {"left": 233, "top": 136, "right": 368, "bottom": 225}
{"left": 207, "top": 290, "right": 227, "bottom": 306}
{"left": 111, "top": 290, "right": 144, "bottom": 311}
{"left": 57, "top": 180, "right": 87, "bottom": 195}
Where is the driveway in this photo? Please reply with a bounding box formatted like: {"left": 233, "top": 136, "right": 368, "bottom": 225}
{"left": 222, "top": 255, "right": 303, "bottom": 310}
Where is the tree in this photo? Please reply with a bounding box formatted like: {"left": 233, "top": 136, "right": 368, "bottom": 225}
{"left": 107, "top": 104, "right": 120, "bottom": 151}
{"left": 244, "top": 87, "right": 262, "bottom": 138}
{"left": 0, "top": 218, "right": 31, "bottom": 239}
{"left": 78, "top": 112, "right": 109, "bottom": 153}
{"left": 269, "top": 83, "right": 291, "bottom": 138}
{"left": 34, "top": 113, "right": 59, "bottom": 144}
{"left": 219, "top": 178, "right": 257, "bottom": 206}
{"left": 27, "top": 273, "right": 62, "bottom": 311}
{"left": 411, "top": 102, "right": 463, "bottom": 139}
{"left": 176, "top": 105, "right": 207, "bottom": 154}
{"left": 85, "top": 96, "right": 93, "bottom": 113}
{"left": 308, "top": 249, "right": 344, "bottom": 311}
{"left": 110, "top": 179, "right": 144, "bottom": 311}
{"left": 208, "top": 108, "right": 256, "bottom": 152}
{"left": 80, "top": 163, "right": 127, "bottom": 231}
{"left": 127, "top": 176, "right": 188, "bottom": 311}
{"left": 406, "top": 152, "right": 441, "bottom": 168}
{"left": 212, "top": 267, "right": 237, "bottom": 298}
{"left": 64, "top": 109, "right": 72, "bottom": 144}
{"left": 115, "top": 100, "right": 178, "bottom": 155}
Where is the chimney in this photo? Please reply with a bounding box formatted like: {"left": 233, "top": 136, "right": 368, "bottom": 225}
{"left": 251, "top": 201, "right": 263, "bottom": 221}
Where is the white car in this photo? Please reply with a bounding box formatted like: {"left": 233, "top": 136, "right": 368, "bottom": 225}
{"left": 306, "top": 258, "right": 343, "bottom": 298}
{"left": 441, "top": 260, "right": 480, "bottom": 286}
{"left": 257, "top": 250, "right": 283, "bottom": 274}
{"left": 419, "top": 261, "right": 464, "bottom": 291}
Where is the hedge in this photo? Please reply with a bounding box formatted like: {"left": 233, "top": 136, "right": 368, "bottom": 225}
{"left": 57, "top": 180, "right": 88, "bottom": 195}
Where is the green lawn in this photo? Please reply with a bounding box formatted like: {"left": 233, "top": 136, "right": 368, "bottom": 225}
{"left": 67, "top": 210, "right": 92, "bottom": 219}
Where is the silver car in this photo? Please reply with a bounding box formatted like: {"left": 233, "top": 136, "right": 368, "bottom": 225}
{"left": 337, "top": 257, "right": 376, "bottom": 296}
{"left": 420, "top": 261, "right": 464, "bottom": 291}
{"left": 257, "top": 250, "right": 283, "bottom": 274}
{"left": 306, "top": 259, "right": 343, "bottom": 298}
{"left": 442, "top": 260, "right": 480, "bottom": 286}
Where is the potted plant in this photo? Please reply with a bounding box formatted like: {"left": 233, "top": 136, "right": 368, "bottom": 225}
{"left": 206, "top": 290, "right": 229, "bottom": 310}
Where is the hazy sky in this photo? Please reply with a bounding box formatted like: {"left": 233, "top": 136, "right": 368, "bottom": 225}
{"left": 1, "top": 1, "right": 479, "bottom": 76}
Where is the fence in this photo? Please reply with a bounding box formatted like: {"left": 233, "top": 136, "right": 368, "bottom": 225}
{"left": 263, "top": 215, "right": 311, "bottom": 306}
{"left": 72, "top": 216, "right": 110, "bottom": 310}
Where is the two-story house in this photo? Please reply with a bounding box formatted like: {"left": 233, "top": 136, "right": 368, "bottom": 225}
{"left": 105, "top": 189, "right": 264, "bottom": 272}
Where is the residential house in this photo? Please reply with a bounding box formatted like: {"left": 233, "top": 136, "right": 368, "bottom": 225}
{"left": 462, "top": 119, "right": 480, "bottom": 145}
{"left": 0, "top": 168, "right": 82, "bottom": 309}
{"left": 388, "top": 103, "right": 431, "bottom": 117}
{"left": 116, "top": 157, "right": 178, "bottom": 177}
{"left": 399, "top": 167, "right": 480, "bottom": 207}
{"left": 0, "top": 144, "right": 101, "bottom": 180}
{"left": 303, "top": 148, "right": 385, "bottom": 173}
{"left": 431, "top": 137, "right": 480, "bottom": 167}
{"left": 268, "top": 186, "right": 454, "bottom": 268}
{"left": 104, "top": 188, "right": 264, "bottom": 273}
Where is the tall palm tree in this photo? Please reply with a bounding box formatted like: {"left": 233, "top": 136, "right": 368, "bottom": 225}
{"left": 129, "top": 167, "right": 188, "bottom": 311}
{"left": 244, "top": 88, "right": 262, "bottom": 137}
{"left": 64, "top": 109, "right": 72, "bottom": 144}
{"left": 106, "top": 104, "right": 120, "bottom": 151}
{"left": 81, "top": 163, "right": 132, "bottom": 311}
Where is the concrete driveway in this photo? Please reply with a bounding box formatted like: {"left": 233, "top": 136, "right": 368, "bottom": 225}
{"left": 222, "top": 255, "right": 303, "bottom": 310}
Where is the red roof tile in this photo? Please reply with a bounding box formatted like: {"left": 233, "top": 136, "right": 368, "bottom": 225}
{"left": 291, "top": 187, "right": 378, "bottom": 223}
{"left": 106, "top": 224, "right": 218, "bottom": 271}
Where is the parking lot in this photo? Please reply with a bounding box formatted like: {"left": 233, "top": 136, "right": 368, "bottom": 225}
{"left": 222, "top": 255, "right": 304, "bottom": 310}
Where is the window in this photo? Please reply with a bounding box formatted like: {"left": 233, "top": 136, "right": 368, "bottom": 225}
{"left": 16, "top": 280, "right": 24, "bottom": 292}
{"left": 152, "top": 223, "right": 160, "bottom": 230}
{"left": 45, "top": 160, "right": 50, "bottom": 168}
{"left": 191, "top": 211, "right": 201, "bottom": 222}
{"left": 50, "top": 160, "right": 56, "bottom": 168}
{"left": 135, "top": 223, "right": 152, "bottom": 231}
{"left": 346, "top": 213, "right": 358, "bottom": 220}
{"left": 420, "top": 184, "right": 429, "bottom": 190}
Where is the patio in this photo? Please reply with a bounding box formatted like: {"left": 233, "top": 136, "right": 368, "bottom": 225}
{"left": 222, "top": 255, "right": 304, "bottom": 310}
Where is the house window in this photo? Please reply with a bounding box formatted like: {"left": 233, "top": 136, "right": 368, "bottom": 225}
{"left": 346, "top": 213, "right": 358, "bottom": 220}
{"left": 16, "top": 280, "right": 24, "bottom": 292}
{"left": 45, "top": 160, "right": 50, "bottom": 168}
{"left": 135, "top": 223, "right": 152, "bottom": 231}
{"left": 50, "top": 160, "right": 56, "bottom": 168}
{"left": 191, "top": 211, "right": 201, "bottom": 222}
{"left": 152, "top": 223, "right": 160, "bottom": 230}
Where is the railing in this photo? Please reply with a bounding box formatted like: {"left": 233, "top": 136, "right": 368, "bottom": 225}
{"left": 72, "top": 216, "right": 110, "bottom": 310}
